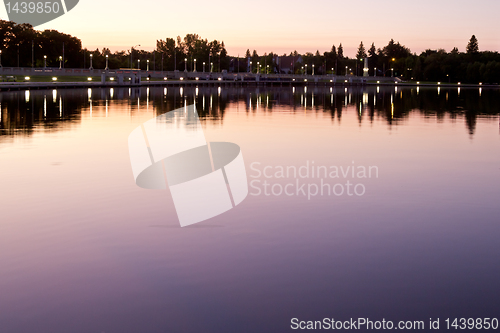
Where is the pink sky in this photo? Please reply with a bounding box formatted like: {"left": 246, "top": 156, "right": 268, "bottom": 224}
{"left": 2, "top": 0, "right": 498, "bottom": 57}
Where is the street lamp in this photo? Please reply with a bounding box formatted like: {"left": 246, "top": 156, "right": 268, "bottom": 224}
{"left": 345, "top": 65, "right": 348, "bottom": 76}
{"left": 374, "top": 67, "right": 377, "bottom": 77}
{"left": 301, "top": 66, "right": 304, "bottom": 74}
{"left": 89, "top": 54, "right": 93, "bottom": 70}
{"left": 391, "top": 68, "right": 394, "bottom": 77}
{"left": 184, "top": 58, "right": 187, "bottom": 72}
{"left": 210, "top": 62, "right": 213, "bottom": 73}
{"left": 257, "top": 61, "right": 260, "bottom": 74}
{"left": 312, "top": 64, "right": 315, "bottom": 75}
{"left": 44, "top": 55, "right": 47, "bottom": 68}
{"left": 147, "top": 59, "right": 149, "bottom": 71}
{"left": 137, "top": 59, "right": 140, "bottom": 70}
{"left": 59, "top": 56, "right": 62, "bottom": 69}
{"left": 305, "top": 64, "right": 308, "bottom": 75}
{"left": 249, "top": 61, "right": 252, "bottom": 73}
{"left": 203, "top": 61, "right": 205, "bottom": 72}
{"left": 194, "top": 59, "right": 196, "bottom": 72}
{"left": 266, "top": 64, "right": 269, "bottom": 74}
{"left": 105, "top": 55, "right": 109, "bottom": 70}
{"left": 0, "top": 50, "right": 2, "bottom": 67}
{"left": 331, "top": 68, "right": 334, "bottom": 76}
{"left": 130, "top": 44, "right": 140, "bottom": 69}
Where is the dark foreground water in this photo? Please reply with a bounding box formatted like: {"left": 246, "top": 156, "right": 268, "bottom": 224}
{"left": 0, "top": 85, "right": 499, "bottom": 332}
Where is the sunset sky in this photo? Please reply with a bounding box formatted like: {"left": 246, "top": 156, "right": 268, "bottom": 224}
{"left": 2, "top": 0, "right": 498, "bottom": 57}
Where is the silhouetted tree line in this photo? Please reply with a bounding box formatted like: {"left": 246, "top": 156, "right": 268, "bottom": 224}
{"left": 0, "top": 20, "right": 229, "bottom": 71}
{"left": 1, "top": 20, "right": 498, "bottom": 83}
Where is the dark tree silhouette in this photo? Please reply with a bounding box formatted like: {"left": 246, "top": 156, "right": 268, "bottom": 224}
{"left": 337, "top": 43, "right": 343, "bottom": 58}
{"left": 466, "top": 35, "right": 479, "bottom": 54}
{"left": 356, "top": 41, "right": 367, "bottom": 60}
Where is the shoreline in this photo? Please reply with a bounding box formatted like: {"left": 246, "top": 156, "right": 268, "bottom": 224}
{"left": 0, "top": 80, "right": 495, "bottom": 92}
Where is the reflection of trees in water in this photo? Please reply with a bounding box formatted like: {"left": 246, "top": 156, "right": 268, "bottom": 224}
{"left": 0, "top": 89, "right": 85, "bottom": 136}
{"left": 1, "top": 86, "right": 498, "bottom": 138}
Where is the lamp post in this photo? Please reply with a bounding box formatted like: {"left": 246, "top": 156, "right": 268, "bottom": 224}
{"left": 301, "top": 66, "right": 304, "bottom": 74}
{"left": 305, "top": 64, "right": 308, "bottom": 75}
{"left": 105, "top": 55, "right": 109, "bottom": 70}
{"left": 345, "top": 65, "right": 348, "bottom": 76}
{"left": 147, "top": 59, "right": 149, "bottom": 71}
{"left": 266, "top": 64, "right": 269, "bottom": 74}
{"left": 257, "top": 62, "right": 260, "bottom": 74}
{"left": 249, "top": 61, "right": 252, "bottom": 73}
{"left": 331, "top": 68, "right": 334, "bottom": 76}
{"left": 130, "top": 44, "right": 140, "bottom": 69}
{"left": 391, "top": 68, "right": 394, "bottom": 77}
{"left": 374, "top": 67, "right": 377, "bottom": 77}
{"left": 59, "top": 56, "right": 62, "bottom": 69}
{"left": 44, "top": 55, "right": 47, "bottom": 68}
{"left": 0, "top": 50, "right": 2, "bottom": 67}
{"left": 184, "top": 58, "right": 187, "bottom": 72}
{"left": 210, "top": 62, "right": 213, "bottom": 73}
{"left": 89, "top": 54, "right": 93, "bottom": 70}
{"left": 203, "top": 61, "right": 205, "bottom": 72}
{"left": 312, "top": 64, "right": 315, "bottom": 75}
{"left": 194, "top": 59, "right": 196, "bottom": 72}
{"left": 137, "top": 59, "right": 140, "bottom": 70}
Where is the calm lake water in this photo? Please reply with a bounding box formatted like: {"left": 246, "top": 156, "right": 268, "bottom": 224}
{"left": 0, "top": 85, "right": 499, "bottom": 332}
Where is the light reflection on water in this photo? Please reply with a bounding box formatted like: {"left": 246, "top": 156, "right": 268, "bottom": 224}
{"left": 0, "top": 86, "right": 499, "bottom": 333}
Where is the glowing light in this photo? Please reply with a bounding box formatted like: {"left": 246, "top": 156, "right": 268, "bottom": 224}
{"left": 52, "top": 77, "right": 57, "bottom": 81}
{"left": 180, "top": 77, "right": 184, "bottom": 81}
{"left": 110, "top": 77, "right": 115, "bottom": 81}
{"left": 88, "top": 77, "right": 92, "bottom": 81}
{"left": 218, "top": 77, "right": 222, "bottom": 81}
{"left": 164, "top": 77, "right": 168, "bottom": 80}
{"left": 195, "top": 77, "right": 199, "bottom": 80}
{"left": 24, "top": 76, "right": 30, "bottom": 81}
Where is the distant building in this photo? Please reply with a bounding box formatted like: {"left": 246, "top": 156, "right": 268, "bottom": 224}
{"left": 273, "top": 55, "right": 303, "bottom": 74}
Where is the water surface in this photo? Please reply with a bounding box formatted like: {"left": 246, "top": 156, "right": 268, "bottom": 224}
{"left": 0, "top": 85, "right": 499, "bottom": 332}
